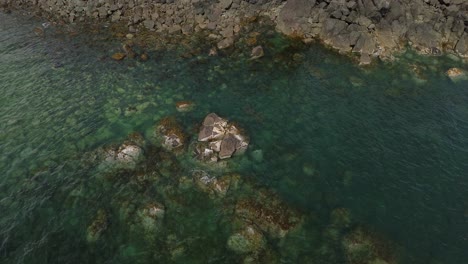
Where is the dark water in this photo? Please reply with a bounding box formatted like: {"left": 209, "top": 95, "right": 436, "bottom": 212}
{"left": 1, "top": 12, "right": 468, "bottom": 264}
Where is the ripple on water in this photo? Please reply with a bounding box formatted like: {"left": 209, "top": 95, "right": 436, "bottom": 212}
{"left": 1, "top": 11, "right": 468, "bottom": 264}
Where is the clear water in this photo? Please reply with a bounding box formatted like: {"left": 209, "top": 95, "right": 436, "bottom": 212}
{"left": 1, "top": 12, "right": 468, "bottom": 264}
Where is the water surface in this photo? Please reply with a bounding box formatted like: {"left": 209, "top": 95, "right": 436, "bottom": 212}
{"left": 1, "top": 12, "right": 468, "bottom": 264}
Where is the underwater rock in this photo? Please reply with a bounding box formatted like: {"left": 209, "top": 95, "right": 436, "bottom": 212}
{"left": 135, "top": 202, "right": 165, "bottom": 233}
{"left": 208, "top": 47, "right": 218, "bottom": 56}
{"left": 155, "top": 117, "right": 187, "bottom": 152}
{"left": 97, "top": 141, "right": 144, "bottom": 171}
{"left": 250, "top": 45, "right": 264, "bottom": 60}
{"left": 196, "top": 113, "right": 249, "bottom": 161}
{"left": 234, "top": 190, "right": 302, "bottom": 238}
{"left": 140, "top": 53, "right": 149, "bottom": 61}
{"left": 33, "top": 26, "right": 44, "bottom": 37}
{"left": 86, "top": 209, "right": 109, "bottom": 242}
{"left": 446, "top": 67, "right": 466, "bottom": 80}
{"left": 122, "top": 44, "right": 136, "bottom": 59}
{"left": 342, "top": 227, "right": 397, "bottom": 264}
{"left": 330, "top": 207, "right": 353, "bottom": 231}
{"left": 111, "top": 52, "right": 126, "bottom": 61}
{"left": 227, "top": 225, "right": 266, "bottom": 254}
{"left": 175, "top": 101, "right": 195, "bottom": 112}
{"left": 192, "top": 171, "right": 241, "bottom": 198}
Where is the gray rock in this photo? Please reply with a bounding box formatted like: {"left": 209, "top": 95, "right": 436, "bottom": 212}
{"left": 455, "top": 33, "right": 467, "bottom": 57}
{"left": 250, "top": 45, "right": 264, "bottom": 59}
{"left": 219, "top": 0, "right": 233, "bottom": 10}
{"left": 217, "top": 37, "right": 234, "bottom": 49}
{"left": 277, "top": 0, "right": 316, "bottom": 35}
{"left": 219, "top": 134, "right": 238, "bottom": 159}
{"left": 144, "top": 19, "right": 155, "bottom": 30}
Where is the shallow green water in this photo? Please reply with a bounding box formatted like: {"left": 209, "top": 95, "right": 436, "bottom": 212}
{"left": 1, "top": 12, "right": 468, "bottom": 264}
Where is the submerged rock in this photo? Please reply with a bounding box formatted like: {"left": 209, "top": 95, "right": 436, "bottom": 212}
{"left": 135, "top": 202, "right": 165, "bottom": 233}
{"left": 96, "top": 140, "right": 144, "bottom": 171}
{"left": 196, "top": 113, "right": 249, "bottom": 162}
{"left": 446, "top": 67, "right": 466, "bottom": 81}
{"left": 234, "top": 190, "right": 302, "bottom": 238}
{"left": 192, "top": 171, "right": 241, "bottom": 198}
{"left": 250, "top": 45, "right": 264, "bottom": 60}
{"left": 154, "top": 117, "right": 187, "bottom": 152}
{"left": 175, "top": 101, "right": 195, "bottom": 112}
{"left": 342, "top": 227, "right": 398, "bottom": 264}
{"left": 87, "top": 209, "right": 109, "bottom": 242}
{"left": 111, "top": 52, "right": 126, "bottom": 61}
{"left": 227, "top": 225, "right": 266, "bottom": 254}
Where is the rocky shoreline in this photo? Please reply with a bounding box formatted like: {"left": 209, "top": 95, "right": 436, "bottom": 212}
{"left": 1, "top": 0, "right": 467, "bottom": 64}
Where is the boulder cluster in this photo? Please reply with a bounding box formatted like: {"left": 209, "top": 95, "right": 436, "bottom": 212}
{"left": 196, "top": 113, "right": 249, "bottom": 162}
{"left": 2, "top": 0, "right": 467, "bottom": 63}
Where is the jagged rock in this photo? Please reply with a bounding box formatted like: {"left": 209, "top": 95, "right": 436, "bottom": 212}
{"left": 219, "top": 134, "right": 238, "bottom": 159}
{"left": 196, "top": 113, "right": 249, "bottom": 162}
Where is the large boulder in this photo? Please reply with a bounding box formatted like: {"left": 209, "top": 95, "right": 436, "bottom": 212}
{"left": 195, "top": 113, "right": 249, "bottom": 162}
{"left": 277, "top": 0, "right": 316, "bottom": 36}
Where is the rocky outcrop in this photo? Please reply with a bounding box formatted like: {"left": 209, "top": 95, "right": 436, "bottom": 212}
{"left": 2, "top": 0, "right": 467, "bottom": 63}
{"left": 195, "top": 113, "right": 249, "bottom": 162}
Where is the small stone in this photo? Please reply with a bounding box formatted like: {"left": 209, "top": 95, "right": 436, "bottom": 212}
{"left": 209, "top": 47, "right": 218, "bottom": 56}
{"left": 217, "top": 37, "right": 234, "bottom": 49}
{"left": 250, "top": 45, "right": 264, "bottom": 60}
{"left": 33, "top": 27, "right": 44, "bottom": 37}
{"left": 126, "top": 33, "right": 134, "bottom": 39}
{"left": 175, "top": 101, "right": 195, "bottom": 112}
{"left": 112, "top": 52, "right": 126, "bottom": 61}
{"left": 140, "top": 53, "right": 149, "bottom": 61}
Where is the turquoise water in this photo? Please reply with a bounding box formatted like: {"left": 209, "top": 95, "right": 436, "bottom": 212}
{"left": 1, "top": 12, "right": 468, "bottom": 264}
